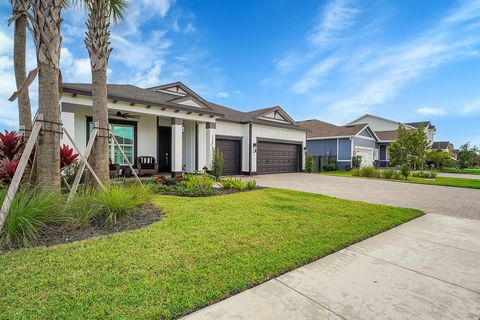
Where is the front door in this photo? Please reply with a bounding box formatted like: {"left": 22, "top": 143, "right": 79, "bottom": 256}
{"left": 158, "top": 126, "right": 171, "bottom": 172}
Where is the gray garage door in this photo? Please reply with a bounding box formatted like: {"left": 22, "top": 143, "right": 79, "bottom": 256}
{"left": 216, "top": 138, "right": 241, "bottom": 175}
{"left": 257, "top": 141, "right": 300, "bottom": 174}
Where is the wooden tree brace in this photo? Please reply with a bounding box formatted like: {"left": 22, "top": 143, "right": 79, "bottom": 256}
{"left": 0, "top": 114, "right": 43, "bottom": 230}
{"left": 65, "top": 127, "right": 105, "bottom": 202}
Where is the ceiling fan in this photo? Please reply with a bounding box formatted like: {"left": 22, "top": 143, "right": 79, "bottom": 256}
{"left": 109, "top": 111, "right": 141, "bottom": 119}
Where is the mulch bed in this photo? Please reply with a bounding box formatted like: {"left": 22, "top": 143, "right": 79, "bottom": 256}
{"left": 1, "top": 204, "right": 162, "bottom": 252}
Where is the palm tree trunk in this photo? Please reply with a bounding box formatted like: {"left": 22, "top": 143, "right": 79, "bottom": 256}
{"left": 13, "top": 13, "right": 32, "bottom": 133}
{"left": 36, "top": 63, "right": 61, "bottom": 189}
{"left": 29, "top": 0, "right": 63, "bottom": 191}
{"left": 91, "top": 68, "right": 110, "bottom": 186}
{"left": 86, "top": 0, "right": 112, "bottom": 187}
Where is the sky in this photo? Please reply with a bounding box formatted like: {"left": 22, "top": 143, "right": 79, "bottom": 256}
{"left": 0, "top": 0, "right": 479, "bottom": 147}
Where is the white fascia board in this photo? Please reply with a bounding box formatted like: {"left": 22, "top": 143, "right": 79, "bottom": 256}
{"left": 307, "top": 135, "right": 351, "bottom": 140}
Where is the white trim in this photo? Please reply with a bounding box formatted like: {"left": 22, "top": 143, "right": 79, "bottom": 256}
{"left": 338, "top": 160, "right": 351, "bottom": 162}
{"left": 307, "top": 135, "right": 350, "bottom": 140}
{"left": 336, "top": 138, "right": 339, "bottom": 158}
{"left": 354, "top": 135, "right": 375, "bottom": 141}
{"left": 354, "top": 146, "right": 375, "bottom": 150}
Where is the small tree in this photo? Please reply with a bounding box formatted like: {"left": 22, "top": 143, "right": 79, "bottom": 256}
{"left": 211, "top": 147, "right": 224, "bottom": 179}
{"left": 427, "top": 149, "right": 450, "bottom": 169}
{"left": 400, "top": 164, "right": 411, "bottom": 180}
{"left": 305, "top": 154, "right": 315, "bottom": 173}
{"left": 388, "top": 125, "right": 429, "bottom": 172}
{"left": 351, "top": 155, "right": 362, "bottom": 169}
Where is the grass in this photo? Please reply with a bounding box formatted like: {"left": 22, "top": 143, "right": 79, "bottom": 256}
{"left": 1, "top": 188, "right": 65, "bottom": 246}
{"left": 437, "top": 168, "right": 480, "bottom": 175}
{"left": 0, "top": 189, "right": 421, "bottom": 319}
{"left": 321, "top": 170, "right": 480, "bottom": 189}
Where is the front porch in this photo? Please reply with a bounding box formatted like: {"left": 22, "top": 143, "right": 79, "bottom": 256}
{"left": 61, "top": 102, "right": 218, "bottom": 177}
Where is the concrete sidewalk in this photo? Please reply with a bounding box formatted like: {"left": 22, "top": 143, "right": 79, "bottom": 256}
{"left": 182, "top": 214, "right": 480, "bottom": 320}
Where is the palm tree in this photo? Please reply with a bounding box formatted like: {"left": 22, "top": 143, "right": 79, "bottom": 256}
{"left": 76, "top": 0, "right": 128, "bottom": 186}
{"left": 27, "top": 0, "right": 64, "bottom": 190}
{"left": 9, "top": 1, "right": 32, "bottom": 133}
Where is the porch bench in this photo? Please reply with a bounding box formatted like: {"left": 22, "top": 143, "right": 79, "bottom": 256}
{"left": 136, "top": 156, "right": 158, "bottom": 176}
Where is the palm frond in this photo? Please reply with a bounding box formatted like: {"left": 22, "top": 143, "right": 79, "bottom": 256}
{"left": 71, "top": 0, "right": 129, "bottom": 23}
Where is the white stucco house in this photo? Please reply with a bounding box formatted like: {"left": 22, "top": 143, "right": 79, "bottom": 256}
{"left": 60, "top": 82, "right": 307, "bottom": 177}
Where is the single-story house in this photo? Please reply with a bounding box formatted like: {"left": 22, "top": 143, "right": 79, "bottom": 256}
{"left": 432, "top": 141, "right": 454, "bottom": 154}
{"left": 298, "top": 119, "right": 379, "bottom": 170}
{"left": 60, "top": 82, "right": 307, "bottom": 177}
{"left": 347, "top": 114, "right": 436, "bottom": 167}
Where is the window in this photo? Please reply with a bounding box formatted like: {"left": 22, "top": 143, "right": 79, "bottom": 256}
{"left": 88, "top": 120, "right": 136, "bottom": 165}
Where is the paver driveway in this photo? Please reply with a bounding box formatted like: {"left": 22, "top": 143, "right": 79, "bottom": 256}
{"left": 255, "top": 173, "right": 480, "bottom": 220}
{"left": 183, "top": 173, "right": 480, "bottom": 320}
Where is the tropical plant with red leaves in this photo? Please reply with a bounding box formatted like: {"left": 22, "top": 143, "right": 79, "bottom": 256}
{"left": 60, "top": 144, "right": 79, "bottom": 169}
{"left": 0, "top": 131, "right": 26, "bottom": 161}
{"left": 0, "top": 159, "right": 20, "bottom": 184}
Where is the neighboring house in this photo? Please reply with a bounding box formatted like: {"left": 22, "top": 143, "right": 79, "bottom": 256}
{"left": 60, "top": 82, "right": 306, "bottom": 177}
{"left": 347, "top": 114, "right": 436, "bottom": 167}
{"left": 298, "top": 119, "right": 379, "bottom": 170}
{"left": 432, "top": 141, "right": 454, "bottom": 154}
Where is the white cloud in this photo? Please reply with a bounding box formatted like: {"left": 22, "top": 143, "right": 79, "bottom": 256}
{"left": 217, "top": 91, "right": 229, "bottom": 98}
{"left": 416, "top": 107, "right": 447, "bottom": 116}
{"left": 60, "top": 48, "right": 91, "bottom": 82}
{"left": 309, "top": 0, "right": 360, "bottom": 48}
{"left": 0, "top": 31, "right": 13, "bottom": 55}
{"left": 461, "top": 98, "right": 480, "bottom": 114}
{"left": 292, "top": 56, "right": 340, "bottom": 93}
{"left": 141, "top": 0, "right": 175, "bottom": 18}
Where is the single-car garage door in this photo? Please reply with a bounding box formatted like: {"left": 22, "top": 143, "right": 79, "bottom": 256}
{"left": 257, "top": 141, "right": 300, "bottom": 174}
{"left": 216, "top": 138, "right": 241, "bottom": 175}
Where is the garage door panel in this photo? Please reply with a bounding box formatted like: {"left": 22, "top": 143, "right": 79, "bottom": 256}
{"left": 257, "top": 141, "right": 300, "bottom": 174}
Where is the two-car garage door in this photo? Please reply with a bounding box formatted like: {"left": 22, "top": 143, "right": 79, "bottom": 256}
{"left": 216, "top": 138, "right": 302, "bottom": 175}
{"left": 257, "top": 141, "right": 301, "bottom": 174}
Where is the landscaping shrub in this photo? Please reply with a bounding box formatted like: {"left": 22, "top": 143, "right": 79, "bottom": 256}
{"left": 382, "top": 169, "right": 395, "bottom": 179}
{"left": 322, "top": 161, "right": 338, "bottom": 172}
{"left": 66, "top": 189, "right": 102, "bottom": 228}
{"left": 219, "top": 177, "right": 255, "bottom": 191}
{"left": 351, "top": 168, "right": 360, "bottom": 176}
{"left": 211, "top": 147, "right": 224, "bottom": 179}
{"left": 245, "top": 179, "right": 257, "bottom": 190}
{"left": 359, "top": 167, "right": 380, "bottom": 178}
{"left": 175, "top": 174, "right": 216, "bottom": 197}
{"left": 351, "top": 155, "right": 362, "bottom": 169}
{"left": 305, "top": 154, "right": 315, "bottom": 173}
{"left": 412, "top": 171, "right": 437, "bottom": 179}
{"left": 1, "top": 187, "right": 65, "bottom": 246}
{"left": 392, "top": 171, "right": 403, "bottom": 180}
{"left": 96, "top": 184, "right": 151, "bottom": 223}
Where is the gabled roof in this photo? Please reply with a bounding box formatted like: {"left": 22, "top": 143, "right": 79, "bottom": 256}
{"left": 347, "top": 113, "right": 419, "bottom": 130}
{"left": 62, "top": 82, "right": 305, "bottom": 131}
{"left": 298, "top": 119, "right": 372, "bottom": 139}
{"left": 405, "top": 121, "right": 435, "bottom": 130}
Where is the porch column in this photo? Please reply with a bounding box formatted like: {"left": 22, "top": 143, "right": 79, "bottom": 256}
{"left": 197, "top": 122, "right": 207, "bottom": 170}
{"left": 205, "top": 122, "right": 216, "bottom": 170}
{"left": 171, "top": 118, "right": 183, "bottom": 177}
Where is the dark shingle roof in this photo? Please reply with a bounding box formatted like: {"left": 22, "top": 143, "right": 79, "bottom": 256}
{"left": 406, "top": 121, "right": 435, "bottom": 130}
{"left": 375, "top": 130, "right": 398, "bottom": 141}
{"left": 62, "top": 83, "right": 305, "bottom": 130}
{"left": 432, "top": 141, "right": 451, "bottom": 150}
{"left": 298, "top": 119, "right": 367, "bottom": 138}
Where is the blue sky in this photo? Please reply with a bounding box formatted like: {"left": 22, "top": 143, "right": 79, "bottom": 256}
{"left": 0, "top": 0, "right": 479, "bottom": 147}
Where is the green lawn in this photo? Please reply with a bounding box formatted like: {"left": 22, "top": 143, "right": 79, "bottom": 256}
{"left": 0, "top": 189, "right": 421, "bottom": 319}
{"left": 438, "top": 169, "right": 480, "bottom": 175}
{"left": 322, "top": 171, "right": 480, "bottom": 189}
